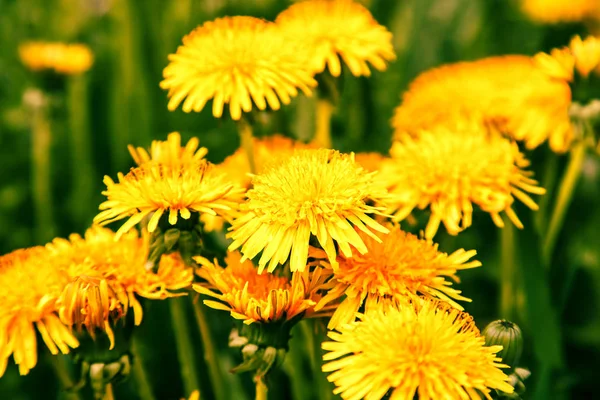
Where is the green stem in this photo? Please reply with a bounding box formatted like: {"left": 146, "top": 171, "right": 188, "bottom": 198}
{"left": 534, "top": 153, "right": 559, "bottom": 234}
{"left": 255, "top": 376, "right": 268, "bottom": 400}
{"left": 31, "top": 94, "right": 56, "bottom": 243}
{"left": 313, "top": 99, "right": 334, "bottom": 149}
{"left": 169, "top": 298, "right": 201, "bottom": 396}
{"left": 237, "top": 118, "right": 256, "bottom": 174}
{"left": 66, "top": 74, "right": 96, "bottom": 227}
{"left": 131, "top": 340, "right": 156, "bottom": 400}
{"left": 49, "top": 355, "right": 82, "bottom": 400}
{"left": 500, "top": 221, "right": 516, "bottom": 320}
{"left": 302, "top": 321, "right": 332, "bottom": 400}
{"left": 543, "top": 141, "right": 587, "bottom": 267}
{"left": 192, "top": 301, "right": 227, "bottom": 400}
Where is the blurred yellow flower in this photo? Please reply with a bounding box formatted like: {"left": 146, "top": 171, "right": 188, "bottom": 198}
{"left": 49, "top": 226, "right": 193, "bottom": 347}
{"left": 0, "top": 247, "right": 79, "bottom": 377}
{"left": 392, "top": 55, "right": 574, "bottom": 152}
{"left": 381, "top": 123, "right": 546, "bottom": 238}
{"left": 218, "top": 134, "right": 314, "bottom": 188}
{"left": 570, "top": 35, "right": 600, "bottom": 77}
{"left": 314, "top": 225, "right": 480, "bottom": 329}
{"left": 534, "top": 47, "right": 574, "bottom": 81}
{"left": 128, "top": 132, "right": 207, "bottom": 167}
{"left": 19, "top": 42, "right": 93, "bottom": 75}
{"left": 521, "top": 0, "right": 600, "bottom": 23}
{"left": 160, "top": 16, "right": 316, "bottom": 120}
{"left": 228, "top": 149, "right": 389, "bottom": 273}
{"left": 193, "top": 252, "right": 330, "bottom": 324}
{"left": 276, "top": 0, "right": 395, "bottom": 77}
{"left": 94, "top": 160, "right": 245, "bottom": 238}
{"left": 322, "top": 300, "right": 514, "bottom": 400}
{"left": 353, "top": 152, "right": 386, "bottom": 172}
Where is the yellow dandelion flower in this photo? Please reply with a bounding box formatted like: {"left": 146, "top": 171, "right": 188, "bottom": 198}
{"left": 0, "top": 247, "right": 79, "bottom": 377}
{"left": 160, "top": 16, "right": 316, "bottom": 120}
{"left": 128, "top": 132, "right": 207, "bottom": 168}
{"left": 534, "top": 47, "right": 575, "bottom": 81}
{"left": 94, "top": 160, "right": 245, "bottom": 238}
{"left": 353, "top": 152, "right": 386, "bottom": 172}
{"left": 570, "top": 35, "right": 600, "bottom": 77}
{"left": 48, "top": 226, "right": 193, "bottom": 334}
{"left": 381, "top": 123, "right": 546, "bottom": 238}
{"left": 314, "top": 225, "right": 481, "bottom": 329}
{"left": 218, "top": 134, "right": 314, "bottom": 188}
{"left": 322, "top": 300, "right": 514, "bottom": 400}
{"left": 193, "top": 252, "right": 329, "bottom": 324}
{"left": 392, "top": 55, "right": 574, "bottom": 152}
{"left": 19, "top": 42, "right": 93, "bottom": 75}
{"left": 276, "top": 0, "right": 395, "bottom": 77}
{"left": 520, "top": 0, "right": 600, "bottom": 23}
{"left": 228, "top": 149, "right": 389, "bottom": 273}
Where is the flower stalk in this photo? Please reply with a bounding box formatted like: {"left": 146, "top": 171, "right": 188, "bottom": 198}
{"left": 237, "top": 117, "right": 256, "bottom": 174}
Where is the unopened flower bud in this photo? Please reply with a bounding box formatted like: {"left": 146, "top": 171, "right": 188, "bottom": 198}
{"left": 482, "top": 320, "right": 523, "bottom": 370}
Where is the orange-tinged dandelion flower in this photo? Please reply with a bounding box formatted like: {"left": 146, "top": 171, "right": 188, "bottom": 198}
{"left": 353, "top": 152, "right": 386, "bottom": 172}
{"left": 520, "top": 0, "right": 600, "bottom": 24}
{"left": 128, "top": 132, "right": 207, "bottom": 168}
{"left": 392, "top": 55, "right": 574, "bottom": 152}
{"left": 381, "top": 124, "right": 546, "bottom": 238}
{"left": 314, "top": 225, "right": 481, "bottom": 329}
{"left": 160, "top": 16, "right": 316, "bottom": 120}
{"left": 228, "top": 149, "right": 389, "bottom": 273}
{"left": 276, "top": 0, "right": 395, "bottom": 77}
{"left": 19, "top": 42, "right": 93, "bottom": 75}
{"left": 0, "top": 247, "right": 79, "bottom": 377}
{"left": 218, "top": 134, "right": 314, "bottom": 188}
{"left": 322, "top": 300, "right": 514, "bottom": 400}
{"left": 193, "top": 252, "right": 330, "bottom": 324}
{"left": 94, "top": 160, "right": 245, "bottom": 238}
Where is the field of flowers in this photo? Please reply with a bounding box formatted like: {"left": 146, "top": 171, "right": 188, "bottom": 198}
{"left": 0, "top": 0, "right": 599, "bottom": 399}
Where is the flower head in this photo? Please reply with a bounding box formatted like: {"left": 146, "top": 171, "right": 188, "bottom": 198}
{"left": 322, "top": 300, "right": 514, "bottom": 400}
{"left": 569, "top": 35, "right": 600, "bottom": 77}
{"left": 381, "top": 123, "right": 546, "bottom": 238}
{"left": 94, "top": 160, "right": 245, "bottom": 238}
{"left": 19, "top": 42, "right": 93, "bottom": 74}
{"left": 160, "top": 16, "right": 316, "bottom": 120}
{"left": 228, "top": 149, "right": 389, "bottom": 273}
{"left": 276, "top": 0, "right": 395, "bottom": 77}
{"left": 315, "top": 225, "right": 481, "bottom": 329}
{"left": 0, "top": 248, "right": 79, "bottom": 377}
{"left": 128, "top": 132, "right": 207, "bottom": 168}
{"left": 392, "top": 55, "right": 574, "bottom": 152}
{"left": 520, "top": 0, "right": 600, "bottom": 23}
{"left": 193, "top": 252, "right": 329, "bottom": 325}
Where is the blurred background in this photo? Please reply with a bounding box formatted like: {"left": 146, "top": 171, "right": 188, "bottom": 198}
{"left": 1, "top": 0, "right": 599, "bottom": 399}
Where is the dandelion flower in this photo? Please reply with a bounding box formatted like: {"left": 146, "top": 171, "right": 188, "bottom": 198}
{"left": 392, "top": 55, "right": 574, "bottom": 152}
{"left": 160, "top": 16, "right": 316, "bottom": 120}
{"left": 570, "top": 35, "right": 600, "bottom": 77}
{"left": 314, "top": 225, "right": 481, "bottom": 329}
{"left": 128, "top": 132, "right": 207, "bottom": 167}
{"left": 228, "top": 149, "right": 389, "bottom": 273}
{"left": 0, "top": 247, "right": 79, "bottom": 377}
{"left": 520, "top": 0, "right": 600, "bottom": 24}
{"left": 193, "top": 252, "right": 329, "bottom": 324}
{"left": 19, "top": 42, "right": 93, "bottom": 74}
{"left": 276, "top": 0, "right": 395, "bottom": 77}
{"left": 94, "top": 160, "right": 245, "bottom": 238}
{"left": 354, "top": 152, "right": 386, "bottom": 172}
{"left": 218, "top": 134, "right": 314, "bottom": 188}
{"left": 322, "top": 300, "right": 514, "bottom": 400}
{"left": 381, "top": 123, "right": 546, "bottom": 238}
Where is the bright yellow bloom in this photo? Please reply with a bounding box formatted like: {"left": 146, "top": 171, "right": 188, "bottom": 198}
{"left": 322, "top": 300, "right": 514, "bottom": 400}
{"left": 48, "top": 226, "right": 193, "bottom": 346}
{"left": 534, "top": 47, "right": 574, "bottom": 81}
{"left": 218, "top": 134, "right": 314, "bottom": 188}
{"left": 160, "top": 16, "right": 316, "bottom": 120}
{"left": 521, "top": 0, "right": 600, "bottom": 23}
{"left": 570, "top": 35, "right": 600, "bottom": 77}
{"left": 381, "top": 123, "right": 546, "bottom": 238}
{"left": 228, "top": 149, "right": 389, "bottom": 273}
{"left": 19, "top": 42, "right": 93, "bottom": 74}
{"left": 314, "top": 225, "right": 481, "bottom": 329}
{"left": 354, "top": 152, "right": 386, "bottom": 172}
{"left": 193, "top": 252, "right": 330, "bottom": 324}
{"left": 392, "top": 55, "right": 574, "bottom": 152}
{"left": 128, "top": 132, "right": 207, "bottom": 168}
{"left": 94, "top": 160, "right": 245, "bottom": 238}
{"left": 0, "top": 248, "right": 79, "bottom": 377}
{"left": 276, "top": 0, "right": 395, "bottom": 77}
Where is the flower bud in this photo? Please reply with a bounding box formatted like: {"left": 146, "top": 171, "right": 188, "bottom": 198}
{"left": 482, "top": 320, "right": 523, "bottom": 370}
